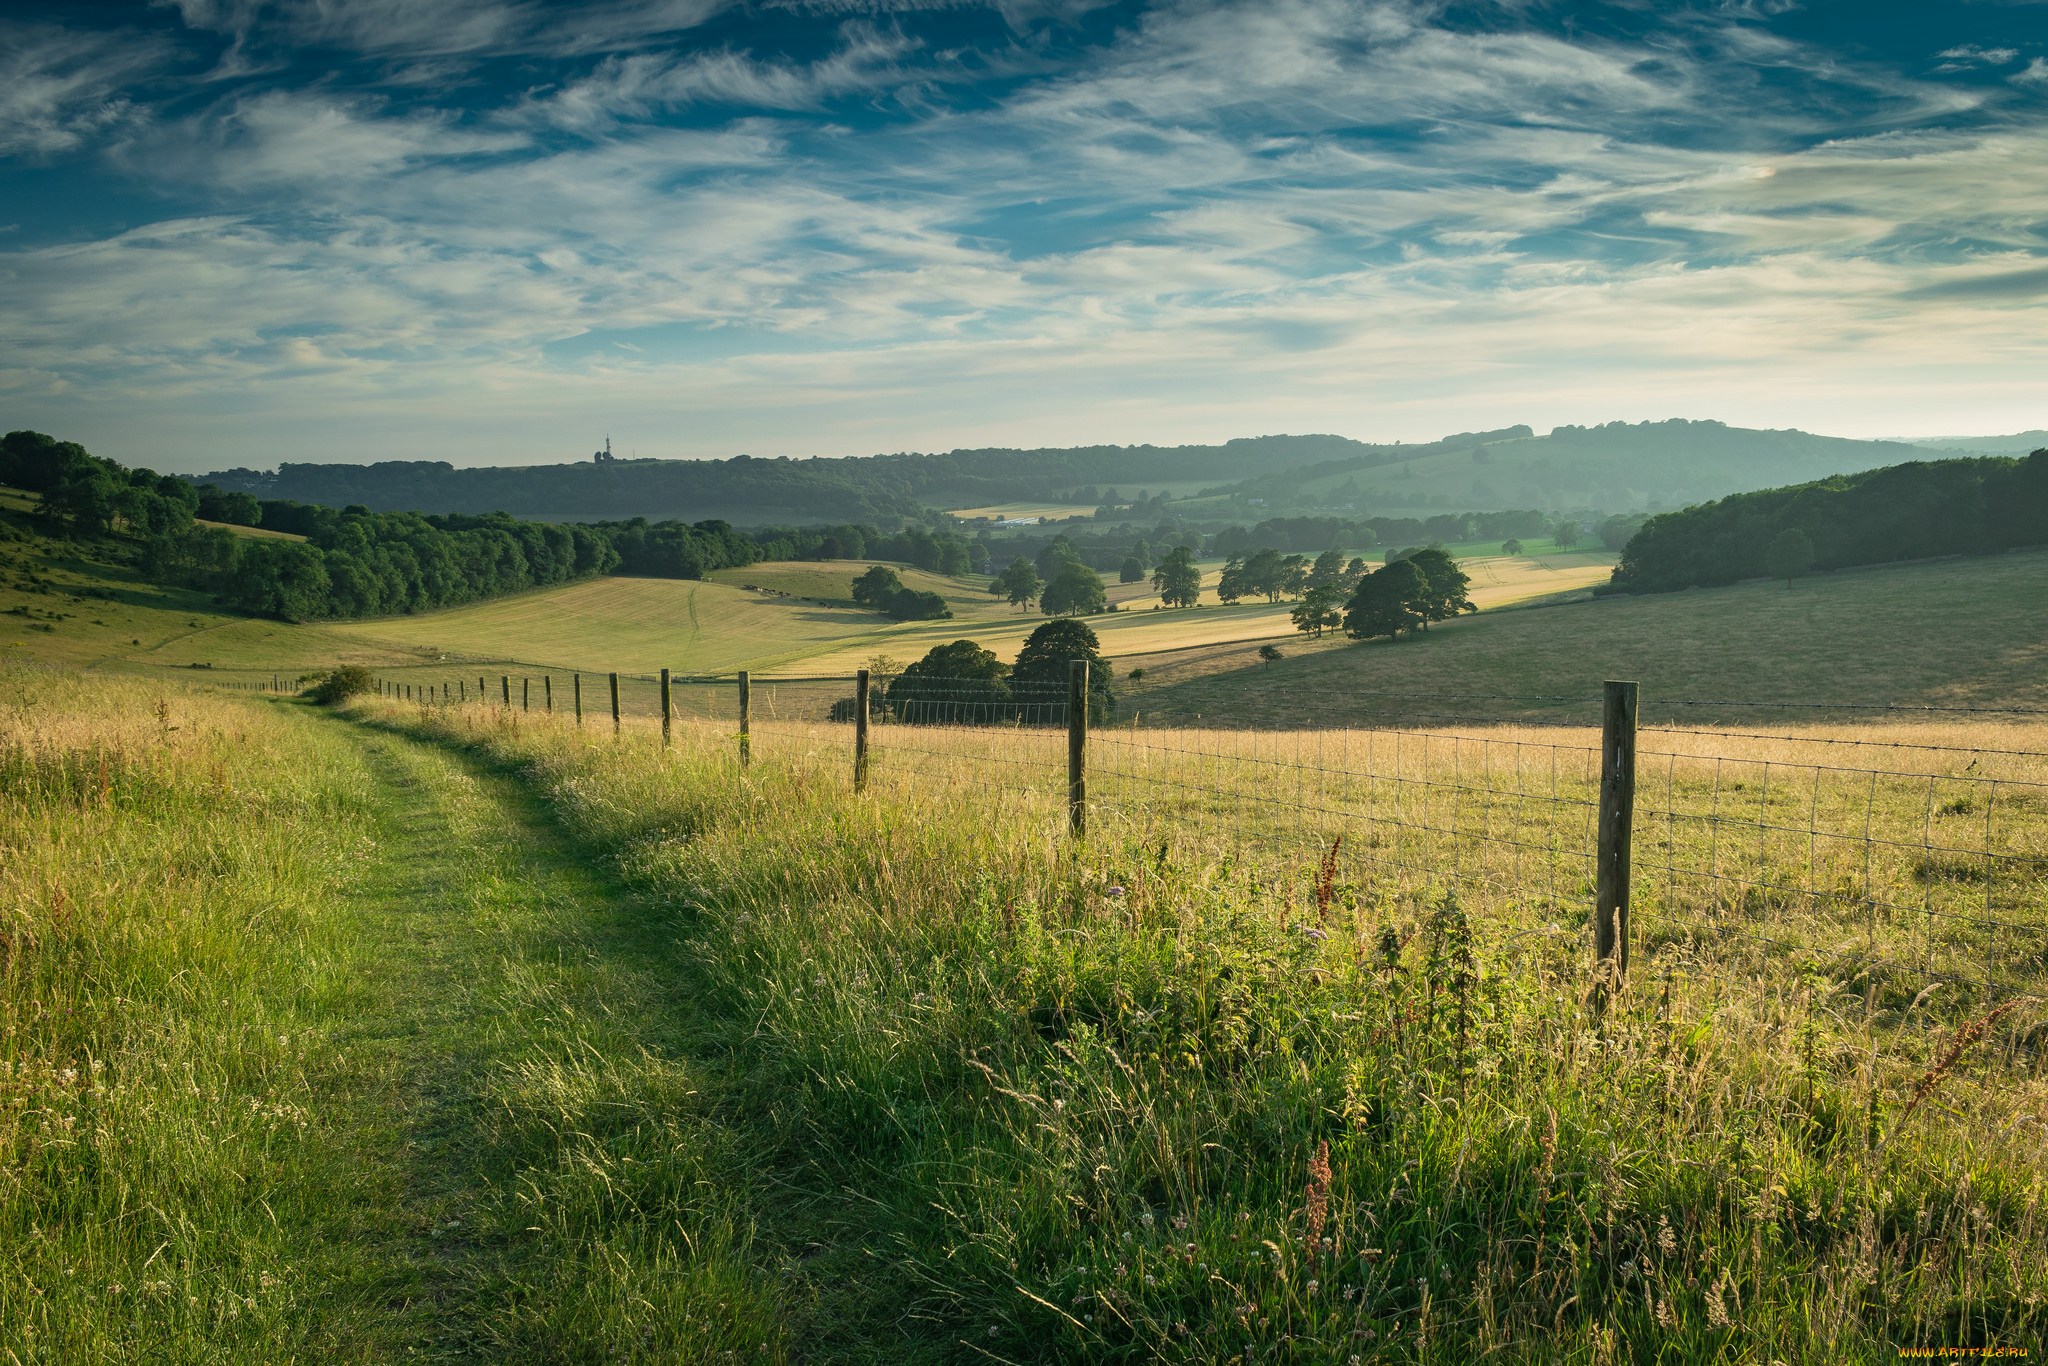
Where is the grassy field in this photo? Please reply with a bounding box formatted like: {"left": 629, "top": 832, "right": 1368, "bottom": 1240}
{"left": 6, "top": 652, "right": 2044, "bottom": 1359}
{"left": 1124, "top": 547, "right": 2048, "bottom": 725}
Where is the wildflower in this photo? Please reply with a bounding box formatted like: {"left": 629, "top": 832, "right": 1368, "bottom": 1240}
{"left": 1185, "top": 1243, "right": 1195, "bottom": 1255}
{"left": 1175, "top": 1322, "right": 1190, "bottom": 1337}
{"left": 1620, "top": 1260, "right": 1636, "bottom": 1282}
{"left": 1141, "top": 1210, "right": 1154, "bottom": 1228}
{"left": 1306, "top": 1280, "right": 1319, "bottom": 1294}
{"left": 987, "top": 1326, "right": 998, "bottom": 1337}
{"left": 1106, "top": 886, "right": 1126, "bottom": 897}
{"left": 1172, "top": 1214, "right": 1188, "bottom": 1231}
{"left": 1144, "top": 1275, "right": 1157, "bottom": 1287}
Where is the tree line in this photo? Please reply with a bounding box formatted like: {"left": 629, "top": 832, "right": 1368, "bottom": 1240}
{"left": 3, "top": 430, "right": 622, "bottom": 621}
{"left": 870, "top": 619, "right": 1116, "bottom": 726}
{"left": 1608, "top": 452, "right": 2048, "bottom": 594}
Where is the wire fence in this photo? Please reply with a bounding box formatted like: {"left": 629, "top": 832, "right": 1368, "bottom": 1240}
{"left": 345, "top": 665, "right": 2048, "bottom": 1116}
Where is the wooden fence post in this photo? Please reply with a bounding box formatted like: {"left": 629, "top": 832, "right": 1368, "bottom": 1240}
{"left": 501, "top": 675, "right": 510, "bottom": 706}
{"left": 609, "top": 673, "right": 621, "bottom": 734}
{"left": 1068, "top": 659, "right": 1088, "bottom": 839}
{"left": 478, "top": 676, "right": 485, "bottom": 700}
{"left": 737, "top": 670, "right": 751, "bottom": 768}
{"left": 661, "top": 668, "right": 672, "bottom": 745}
{"left": 523, "top": 677, "right": 529, "bottom": 712}
{"left": 574, "top": 674, "right": 582, "bottom": 724}
{"left": 460, "top": 680, "right": 466, "bottom": 702}
{"left": 1594, "top": 679, "right": 1639, "bottom": 1000}
{"left": 545, "top": 676, "right": 552, "bottom": 712}
{"left": 854, "top": 669, "right": 870, "bottom": 792}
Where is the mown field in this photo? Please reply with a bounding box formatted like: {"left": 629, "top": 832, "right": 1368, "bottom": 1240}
{"left": 4, "top": 667, "right": 2040, "bottom": 1361}
{"left": 1123, "top": 547, "right": 2048, "bottom": 726}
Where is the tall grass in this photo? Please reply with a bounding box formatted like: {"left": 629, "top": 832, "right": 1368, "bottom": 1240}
{"left": 378, "top": 701, "right": 2047, "bottom": 1361}
{"left": 0, "top": 665, "right": 406, "bottom": 1360}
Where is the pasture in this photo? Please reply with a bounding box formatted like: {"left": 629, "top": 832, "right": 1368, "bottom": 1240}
{"left": 10, "top": 666, "right": 2035, "bottom": 1359}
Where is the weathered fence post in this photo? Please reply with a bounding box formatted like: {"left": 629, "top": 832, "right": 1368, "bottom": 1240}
{"left": 574, "top": 674, "right": 582, "bottom": 724}
{"left": 737, "top": 670, "right": 751, "bottom": 768}
{"left": 545, "top": 675, "right": 552, "bottom": 712}
{"left": 1594, "top": 679, "right": 1639, "bottom": 999}
{"left": 1068, "top": 659, "right": 1088, "bottom": 840}
{"left": 854, "top": 669, "right": 870, "bottom": 792}
{"left": 609, "top": 673, "right": 621, "bottom": 734}
{"left": 460, "top": 680, "right": 465, "bottom": 702}
{"left": 660, "top": 668, "right": 672, "bottom": 745}
{"left": 478, "top": 676, "right": 485, "bottom": 701}
{"left": 523, "top": 677, "right": 530, "bottom": 711}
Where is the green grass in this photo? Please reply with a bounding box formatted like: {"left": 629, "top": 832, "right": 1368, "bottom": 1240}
{"left": 5, "top": 663, "right": 2044, "bottom": 1360}
{"left": 1126, "top": 546, "right": 2048, "bottom": 724}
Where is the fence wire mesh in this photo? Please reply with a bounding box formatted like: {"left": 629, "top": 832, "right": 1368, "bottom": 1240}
{"left": 365, "top": 667, "right": 2048, "bottom": 1113}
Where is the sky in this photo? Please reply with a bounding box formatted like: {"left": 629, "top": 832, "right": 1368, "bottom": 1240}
{"left": 3, "top": 0, "right": 2046, "bottom": 473}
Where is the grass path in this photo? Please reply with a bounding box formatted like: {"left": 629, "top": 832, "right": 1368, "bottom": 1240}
{"left": 286, "top": 711, "right": 763, "bottom": 1359}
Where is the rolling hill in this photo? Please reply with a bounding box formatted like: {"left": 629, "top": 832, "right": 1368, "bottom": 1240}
{"left": 185, "top": 419, "right": 1925, "bottom": 527}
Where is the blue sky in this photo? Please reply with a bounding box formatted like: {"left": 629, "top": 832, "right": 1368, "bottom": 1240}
{"left": 3, "top": 0, "right": 2046, "bottom": 471}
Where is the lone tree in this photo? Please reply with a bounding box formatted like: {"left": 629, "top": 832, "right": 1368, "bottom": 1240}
{"left": 1152, "top": 545, "right": 1201, "bottom": 607}
{"left": 1011, "top": 618, "right": 1115, "bottom": 723}
{"left": 1040, "top": 561, "right": 1107, "bottom": 616}
{"left": 1552, "top": 519, "right": 1581, "bottom": 550}
{"left": 1343, "top": 558, "right": 1428, "bottom": 641}
{"left": 851, "top": 564, "right": 903, "bottom": 607}
{"left": 1118, "top": 556, "right": 1146, "bottom": 583}
{"left": 1258, "top": 644, "right": 1282, "bottom": 668}
{"left": 994, "top": 557, "right": 1043, "bottom": 610}
{"left": 885, "top": 639, "right": 1010, "bottom": 723}
{"left": 1765, "top": 527, "right": 1815, "bottom": 586}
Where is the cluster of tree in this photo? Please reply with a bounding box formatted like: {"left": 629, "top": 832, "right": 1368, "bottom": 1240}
{"left": 1608, "top": 452, "right": 2048, "bottom": 594}
{"left": 879, "top": 619, "right": 1115, "bottom": 725}
{"left": 850, "top": 566, "right": 953, "bottom": 621}
{"left": 2, "top": 429, "right": 620, "bottom": 621}
{"left": 986, "top": 534, "right": 1114, "bottom": 616}
{"left": 1215, "top": 547, "right": 1372, "bottom": 604}
{"left": 3, "top": 430, "right": 204, "bottom": 540}
{"left": 1283, "top": 546, "right": 1476, "bottom": 642}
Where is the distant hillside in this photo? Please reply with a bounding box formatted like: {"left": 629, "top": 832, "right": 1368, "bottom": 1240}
{"left": 193, "top": 435, "right": 1418, "bottom": 526}
{"left": 1187, "top": 419, "right": 1922, "bottom": 520}
{"left": 1611, "top": 451, "right": 2048, "bottom": 594}
{"left": 1910, "top": 430, "right": 2048, "bottom": 455}
{"left": 189, "top": 419, "right": 1936, "bottom": 528}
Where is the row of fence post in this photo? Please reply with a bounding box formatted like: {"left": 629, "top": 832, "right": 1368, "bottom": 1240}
{"left": 365, "top": 665, "right": 1641, "bottom": 988}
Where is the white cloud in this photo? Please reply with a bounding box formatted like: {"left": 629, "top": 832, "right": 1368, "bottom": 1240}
{"left": 0, "top": 22, "right": 163, "bottom": 156}
{"left": 6, "top": 0, "right": 2048, "bottom": 464}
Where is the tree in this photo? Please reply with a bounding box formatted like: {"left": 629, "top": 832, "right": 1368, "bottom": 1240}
{"left": 1258, "top": 644, "right": 1282, "bottom": 668}
{"left": 1343, "top": 559, "right": 1428, "bottom": 641}
{"left": 1011, "top": 618, "right": 1115, "bottom": 724}
{"left": 1306, "top": 548, "right": 1346, "bottom": 590}
{"left": 1131, "top": 538, "right": 1152, "bottom": 570}
{"left": 851, "top": 564, "right": 903, "bottom": 607}
{"left": 995, "top": 557, "right": 1043, "bottom": 609}
{"left": 1765, "top": 527, "right": 1814, "bottom": 586}
{"left": 1216, "top": 555, "right": 1251, "bottom": 603}
{"left": 1036, "top": 535, "right": 1079, "bottom": 581}
{"left": 1040, "top": 561, "right": 1106, "bottom": 616}
{"left": 1552, "top": 519, "right": 1581, "bottom": 549}
{"left": 1276, "top": 553, "right": 1310, "bottom": 599}
{"left": 939, "top": 538, "right": 970, "bottom": 576}
{"left": 883, "top": 588, "right": 952, "bottom": 621}
{"left": 1118, "top": 556, "right": 1145, "bottom": 583}
{"left": 1291, "top": 584, "right": 1345, "bottom": 638}
{"left": 1501, "top": 538, "right": 1523, "bottom": 555}
{"left": 1402, "top": 547, "right": 1476, "bottom": 628}
{"left": 1152, "top": 545, "right": 1201, "bottom": 607}
{"left": 886, "top": 639, "right": 1011, "bottom": 723}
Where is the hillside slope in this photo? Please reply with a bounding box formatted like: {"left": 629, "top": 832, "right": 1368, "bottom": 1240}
{"left": 1123, "top": 546, "right": 2048, "bottom": 726}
